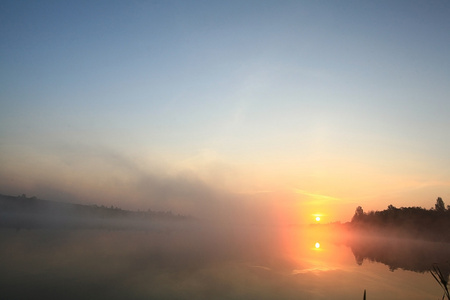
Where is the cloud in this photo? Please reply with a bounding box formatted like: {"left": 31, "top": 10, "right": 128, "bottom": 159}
{"left": 294, "top": 188, "right": 341, "bottom": 205}
{"left": 292, "top": 267, "right": 338, "bottom": 275}
{"left": 233, "top": 190, "right": 273, "bottom": 195}
{"left": 0, "top": 143, "right": 284, "bottom": 223}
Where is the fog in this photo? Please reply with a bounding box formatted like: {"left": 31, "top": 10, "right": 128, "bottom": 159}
{"left": 1, "top": 218, "right": 449, "bottom": 300}
{"left": 0, "top": 224, "right": 299, "bottom": 300}
{"left": 345, "top": 234, "right": 450, "bottom": 277}
{"left": 0, "top": 145, "right": 299, "bottom": 225}
{"left": 1, "top": 194, "right": 449, "bottom": 299}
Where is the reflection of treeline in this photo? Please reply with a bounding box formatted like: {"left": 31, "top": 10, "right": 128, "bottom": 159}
{"left": 345, "top": 233, "right": 450, "bottom": 293}
{"left": 347, "top": 235, "right": 450, "bottom": 273}
{"left": 350, "top": 198, "right": 450, "bottom": 242}
{"left": 0, "top": 193, "right": 191, "bottom": 230}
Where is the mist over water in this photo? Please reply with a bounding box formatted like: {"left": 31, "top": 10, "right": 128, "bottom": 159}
{"left": 0, "top": 221, "right": 448, "bottom": 300}
{"left": 2, "top": 1, "right": 450, "bottom": 299}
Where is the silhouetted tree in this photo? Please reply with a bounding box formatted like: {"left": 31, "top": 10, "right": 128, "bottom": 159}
{"left": 356, "top": 206, "right": 364, "bottom": 215}
{"left": 349, "top": 199, "right": 450, "bottom": 242}
{"left": 435, "top": 197, "right": 446, "bottom": 212}
{"left": 352, "top": 206, "right": 365, "bottom": 222}
{"left": 388, "top": 204, "right": 396, "bottom": 210}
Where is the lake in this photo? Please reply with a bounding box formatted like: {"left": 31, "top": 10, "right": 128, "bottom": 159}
{"left": 0, "top": 223, "right": 448, "bottom": 299}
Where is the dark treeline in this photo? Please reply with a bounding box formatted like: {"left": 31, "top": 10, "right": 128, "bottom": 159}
{"left": 0, "top": 193, "right": 191, "bottom": 230}
{"left": 349, "top": 197, "right": 450, "bottom": 242}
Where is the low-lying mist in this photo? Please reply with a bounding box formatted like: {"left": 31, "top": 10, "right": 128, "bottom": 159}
{"left": 1, "top": 194, "right": 449, "bottom": 300}
{"left": 0, "top": 221, "right": 302, "bottom": 300}
{"left": 1, "top": 217, "right": 449, "bottom": 300}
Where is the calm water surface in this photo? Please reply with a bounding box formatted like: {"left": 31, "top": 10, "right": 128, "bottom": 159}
{"left": 0, "top": 223, "right": 448, "bottom": 299}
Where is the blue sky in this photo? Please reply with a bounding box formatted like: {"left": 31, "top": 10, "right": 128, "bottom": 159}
{"left": 1, "top": 1, "right": 450, "bottom": 223}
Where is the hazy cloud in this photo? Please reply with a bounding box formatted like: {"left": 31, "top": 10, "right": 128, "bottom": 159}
{"left": 0, "top": 143, "right": 284, "bottom": 223}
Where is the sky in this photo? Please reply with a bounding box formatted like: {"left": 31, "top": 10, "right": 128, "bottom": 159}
{"left": 1, "top": 0, "right": 450, "bottom": 224}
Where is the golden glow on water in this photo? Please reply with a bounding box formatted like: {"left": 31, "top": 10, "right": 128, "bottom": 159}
{"left": 258, "top": 226, "right": 444, "bottom": 299}
{"left": 281, "top": 226, "right": 354, "bottom": 272}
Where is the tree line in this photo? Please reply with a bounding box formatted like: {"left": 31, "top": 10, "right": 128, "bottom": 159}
{"left": 0, "top": 193, "right": 191, "bottom": 230}
{"left": 350, "top": 197, "right": 450, "bottom": 242}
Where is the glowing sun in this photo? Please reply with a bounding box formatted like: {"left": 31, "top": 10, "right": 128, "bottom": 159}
{"left": 315, "top": 242, "right": 320, "bottom": 248}
{"left": 315, "top": 216, "right": 321, "bottom": 222}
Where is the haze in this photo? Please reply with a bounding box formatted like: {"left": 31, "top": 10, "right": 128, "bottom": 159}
{"left": 1, "top": 1, "right": 450, "bottom": 224}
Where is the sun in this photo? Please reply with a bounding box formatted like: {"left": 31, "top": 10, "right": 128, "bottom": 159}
{"left": 315, "top": 216, "right": 321, "bottom": 222}
{"left": 315, "top": 242, "right": 320, "bottom": 248}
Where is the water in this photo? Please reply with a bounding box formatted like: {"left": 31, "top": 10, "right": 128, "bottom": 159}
{"left": 0, "top": 223, "right": 448, "bottom": 299}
